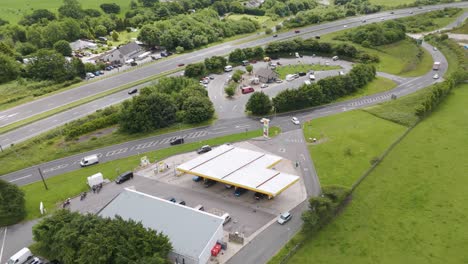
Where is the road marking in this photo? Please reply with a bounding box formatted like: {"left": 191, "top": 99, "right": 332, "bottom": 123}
{"left": 235, "top": 125, "right": 250, "bottom": 129}
{"left": 7, "top": 113, "right": 18, "bottom": 118}
{"left": 43, "top": 164, "right": 69, "bottom": 173}
{"left": 9, "top": 174, "right": 32, "bottom": 183}
{"left": 232, "top": 105, "right": 238, "bottom": 111}
{"left": 0, "top": 115, "right": 6, "bottom": 120}
{"left": 0, "top": 227, "right": 7, "bottom": 264}
{"left": 300, "top": 154, "right": 306, "bottom": 161}
{"left": 105, "top": 148, "right": 128, "bottom": 157}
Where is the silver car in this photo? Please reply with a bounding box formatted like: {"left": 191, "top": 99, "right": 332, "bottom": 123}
{"left": 277, "top": 212, "right": 292, "bottom": 225}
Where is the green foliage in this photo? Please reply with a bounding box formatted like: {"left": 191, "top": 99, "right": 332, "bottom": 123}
{"left": 225, "top": 83, "right": 236, "bottom": 97}
{"left": 0, "top": 53, "right": 21, "bottom": 84}
{"left": 119, "top": 93, "right": 177, "bottom": 133}
{"left": 245, "top": 64, "right": 254, "bottom": 74}
{"left": 58, "top": 0, "right": 85, "bottom": 19}
{"left": 229, "top": 47, "right": 264, "bottom": 64}
{"left": 182, "top": 96, "right": 215, "bottom": 123}
{"left": 265, "top": 28, "right": 273, "bottom": 34}
{"left": 273, "top": 64, "right": 376, "bottom": 112}
{"left": 53, "top": 40, "right": 72, "bottom": 56}
{"left": 100, "top": 3, "right": 121, "bottom": 14}
{"left": 339, "top": 21, "right": 406, "bottom": 46}
{"left": 396, "top": 8, "right": 461, "bottom": 33}
{"left": 64, "top": 106, "right": 120, "bottom": 140}
{"left": 302, "top": 185, "right": 351, "bottom": 233}
{"left": 0, "top": 179, "right": 26, "bottom": 226}
{"left": 232, "top": 69, "right": 244, "bottom": 83}
{"left": 20, "top": 9, "right": 56, "bottom": 26}
{"left": 262, "top": 0, "right": 317, "bottom": 17}
{"left": 204, "top": 56, "right": 227, "bottom": 73}
{"left": 111, "top": 30, "right": 119, "bottom": 41}
{"left": 184, "top": 62, "right": 206, "bottom": 78}
{"left": 175, "top": 46, "right": 184, "bottom": 54}
{"left": 25, "top": 49, "right": 79, "bottom": 82}
{"left": 33, "top": 210, "right": 172, "bottom": 263}
{"left": 245, "top": 91, "right": 272, "bottom": 115}
{"left": 94, "top": 25, "right": 108, "bottom": 37}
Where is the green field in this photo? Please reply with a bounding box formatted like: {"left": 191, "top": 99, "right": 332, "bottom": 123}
{"left": 0, "top": 0, "right": 132, "bottom": 24}
{"left": 368, "top": 0, "right": 414, "bottom": 6}
{"left": 334, "top": 77, "right": 397, "bottom": 103}
{"left": 21, "top": 127, "right": 280, "bottom": 220}
{"left": 288, "top": 84, "right": 468, "bottom": 263}
{"left": 275, "top": 64, "right": 341, "bottom": 79}
{"left": 303, "top": 110, "right": 406, "bottom": 187}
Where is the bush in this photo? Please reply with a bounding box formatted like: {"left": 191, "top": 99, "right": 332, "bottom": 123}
{"left": 184, "top": 62, "right": 206, "bottom": 78}
{"left": 245, "top": 92, "right": 272, "bottom": 115}
{"left": 0, "top": 179, "right": 26, "bottom": 226}
{"left": 225, "top": 83, "right": 236, "bottom": 97}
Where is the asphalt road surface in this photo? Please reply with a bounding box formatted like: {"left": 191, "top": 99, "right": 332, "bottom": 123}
{"left": 0, "top": 2, "right": 465, "bottom": 135}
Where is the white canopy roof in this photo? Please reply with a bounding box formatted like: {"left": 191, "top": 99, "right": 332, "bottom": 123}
{"left": 177, "top": 145, "right": 299, "bottom": 197}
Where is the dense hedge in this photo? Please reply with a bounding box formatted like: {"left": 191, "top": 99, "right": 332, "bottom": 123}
{"left": 265, "top": 38, "right": 379, "bottom": 63}
{"left": 272, "top": 64, "right": 376, "bottom": 112}
{"left": 337, "top": 21, "right": 406, "bottom": 47}
{"left": 64, "top": 106, "right": 120, "bottom": 140}
{"left": 0, "top": 179, "right": 26, "bottom": 227}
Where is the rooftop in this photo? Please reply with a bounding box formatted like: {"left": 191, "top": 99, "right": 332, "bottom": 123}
{"left": 99, "top": 188, "right": 224, "bottom": 259}
{"left": 177, "top": 145, "right": 299, "bottom": 196}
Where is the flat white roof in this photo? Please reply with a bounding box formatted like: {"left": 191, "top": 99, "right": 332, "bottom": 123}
{"left": 177, "top": 145, "right": 299, "bottom": 196}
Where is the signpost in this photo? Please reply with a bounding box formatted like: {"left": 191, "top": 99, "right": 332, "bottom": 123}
{"left": 260, "top": 118, "right": 270, "bottom": 138}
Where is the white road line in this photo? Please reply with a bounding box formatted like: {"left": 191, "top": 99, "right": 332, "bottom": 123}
{"left": 232, "top": 105, "right": 238, "bottom": 111}
{"left": 7, "top": 113, "right": 18, "bottom": 118}
{"left": 9, "top": 174, "right": 32, "bottom": 183}
{"left": 0, "top": 227, "right": 7, "bottom": 264}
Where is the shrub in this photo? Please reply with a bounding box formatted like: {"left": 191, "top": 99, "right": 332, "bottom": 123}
{"left": 0, "top": 179, "right": 26, "bottom": 226}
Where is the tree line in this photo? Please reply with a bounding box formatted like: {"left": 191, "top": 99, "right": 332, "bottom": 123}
{"left": 337, "top": 20, "right": 406, "bottom": 47}
{"left": 33, "top": 210, "right": 172, "bottom": 264}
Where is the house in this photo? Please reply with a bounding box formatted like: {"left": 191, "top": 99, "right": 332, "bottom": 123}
{"left": 70, "top": 39, "right": 97, "bottom": 51}
{"left": 256, "top": 67, "right": 279, "bottom": 83}
{"left": 99, "top": 41, "right": 144, "bottom": 65}
{"left": 98, "top": 188, "right": 224, "bottom": 264}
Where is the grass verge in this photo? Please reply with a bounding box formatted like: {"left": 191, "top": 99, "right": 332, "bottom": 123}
{"left": 0, "top": 119, "right": 215, "bottom": 176}
{"left": 287, "top": 84, "right": 468, "bottom": 264}
{"left": 334, "top": 77, "right": 397, "bottom": 102}
{"left": 275, "top": 64, "right": 341, "bottom": 79}
{"left": 0, "top": 67, "right": 181, "bottom": 135}
{"left": 21, "top": 127, "right": 280, "bottom": 220}
{"left": 303, "top": 110, "right": 406, "bottom": 187}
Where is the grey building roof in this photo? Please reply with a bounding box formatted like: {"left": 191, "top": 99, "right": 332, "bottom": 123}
{"left": 117, "top": 41, "right": 142, "bottom": 57}
{"left": 256, "top": 68, "right": 278, "bottom": 79}
{"left": 99, "top": 189, "right": 224, "bottom": 260}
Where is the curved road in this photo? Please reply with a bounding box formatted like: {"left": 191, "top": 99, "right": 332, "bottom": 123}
{"left": 0, "top": 2, "right": 466, "bottom": 148}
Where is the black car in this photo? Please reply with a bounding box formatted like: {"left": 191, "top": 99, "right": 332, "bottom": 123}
{"left": 234, "top": 187, "right": 248, "bottom": 197}
{"left": 170, "top": 137, "right": 184, "bottom": 145}
{"left": 273, "top": 34, "right": 278, "bottom": 37}
{"left": 254, "top": 192, "right": 267, "bottom": 200}
{"left": 115, "top": 171, "right": 133, "bottom": 184}
{"left": 128, "top": 88, "right": 138, "bottom": 95}
{"left": 197, "top": 145, "right": 212, "bottom": 154}
{"left": 298, "top": 72, "right": 307, "bottom": 76}
{"left": 204, "top": 179, "right": 217, "bottom": 188}
{"left": 315, "top": 35, "right": 320, "bottom": 39}
{"left": 130, "top": 61, "right": 137, "bottom": 66}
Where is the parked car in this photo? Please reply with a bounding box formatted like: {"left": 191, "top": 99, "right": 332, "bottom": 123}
{"left": 115, "top": 171, "right": 133, "bottom": 184}
{"left": 254, "top": 192, "right": 267, "bottom": 200}
{"left": 94, "top": 71, "right": 101, "bottom": 76}
{"left": 273, "top": 34, "right": 278, "bottom": 37}
{"left": 294, "top": 30, "right": 300, "bottom": 33}
{"left": 168, "top": 197, "right": 177, "bottom": 202}
{"left": 260, "top": 83, "right": 269, "bottom": 88}
{"left": 170, "top": 137, "right": 184, "bottom": 145}
{"left": 277, "top": 212, "right": 292, "bottom": 224}
{"left": 275, "top": 79, "right": 283, "bottom": 83}
{"left": 298, "top": 72, "right": 306, "bottom": 76}
{"left": 209, "top": 75, "right": 215, "bottom": 80}
{"left": 433, "top": 74, "right": 439, "bottom": 79}
{"left": 291, "top": 117, "right": 300, "bottom": 125}
{"left": 86, "top": 72, "right": 95, "bottom": 78}
{"left": 234, "top": 187, "right": 247, "bottom": 197}
{"left": 192, "top": 176, "right": 202, "bottom": 182}
{"left": 31, "top": 257, "right": 43, "bottom": 264}
{"left": 128, "top": 88, "right": 138, "bottom": 95}
{"left": 105, "top": 66, "right": 114, "bottom": 71}
{"left": 315, "top": 35, "right": 320, "bottom": 39}
{"left": 197, "top": 145, "right": 212, "bottom": 154}
{"left": 225, "top": 184, "right": 233, "bottom": 189}
{"left": 130, "top": 61, "right": 138, "bottom": 66}
{"left": 221, "top": 213, "right": 231, "bottom": 225}
{"left": 309, "top": 73, "right": 316, "bottom": 80}
{"left": 241, "top": 86, "right": 254, "bottom": 94}
{"left": 178, "top": 200, "right": 186, "bottom": 205}
{"left": 204, "top": 179, "right": 217, "bottom": 188}
{"left": 6, "top": 248, "right": 33, "bottom": 264}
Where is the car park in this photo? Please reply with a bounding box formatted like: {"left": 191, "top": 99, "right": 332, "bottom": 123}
{"left": 197, "top": 145, "right": 212, "bottom": 154}
{"left": 115, "top": 171, "right": 133, "bottom": 184}
{"left": 170, "top": 137, "right": 184, "bottom": 145}
{"left": 277, "top": 212, "right": 292, "bottom": 224}
{"left": 291, "top": 117, "right": 300, "bottom": 125}
{"left": 234, "top": 187, "right": 248, "bottom": 197}
{"left": 128, "top": 88, "right": 138, "bottom": 95}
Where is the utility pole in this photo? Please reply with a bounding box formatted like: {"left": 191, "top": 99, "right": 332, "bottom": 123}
{"left": 38, "top": 167, "right": 49, "bottom": 190}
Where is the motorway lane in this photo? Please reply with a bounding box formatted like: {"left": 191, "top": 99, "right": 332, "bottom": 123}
{"left": 0, "top": 2, "right": 466, "bottom": 129}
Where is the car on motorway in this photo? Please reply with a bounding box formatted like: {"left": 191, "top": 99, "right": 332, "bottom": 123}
{"left": 277, "top": 212, "right": 292, "bottom": 224}
{"left": 294, "top": 30, "right": 300, "bottom": 33}
{"left": 344, "top": 25, "right": 348, "bottom": 28}
{"left": 291, "top": 117, "right": 300, "bottom": 125}
{"left": 197, "top": 145, "right": 212, "bottom": 154}
{"left": 433, "top": 74, "right": 439, "bottom": 79}
{"left": 273, "top": 34, "right": 278, "bottom": 37}
{"left": 177, "top": 63, "right": 185, "bottom": 67}
{"left": 362, "top": 19, "right": 367, "bottom": 23}
{"left": 315, "top": 35, "right": 320, "bottom": 39}
{"left": 380, "top": 18, "right": 385, "bottom": 21}
{"left": 115, "top": 171, "right": 133, "bottom": 184}
{"left": 260, "top": 83, "right": 269, "bottom": 88}
{"left": 80, "top": 154, "right": 99, "bottom": 167}
{"left": 170, "top": 137, "right": 184, "bottom": 145}
{"left": 128, "top": 88, "right": 138, "bottom": 95}
{"left": 234, "top": 187, "right": 248, "bottom": 197}
{"left": 410, "top": 11, "right": 414, "bottom": 14}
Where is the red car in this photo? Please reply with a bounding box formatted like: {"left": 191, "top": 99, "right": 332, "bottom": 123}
{"left": 241, "top": 86, "right": 254, "bottom": 94}
{"left": 294, "top": 30, "right": 300, "bottom": 33}
{"left": 177, "top": 63, "right": 185, "bottom": 67}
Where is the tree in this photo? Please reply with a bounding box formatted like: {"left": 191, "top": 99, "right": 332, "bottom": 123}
{"left": 184, "top": 63, "right": 206, "bottom": 78}
{"left": 182, "top": 96, "right": 214, "bottom": 123}
{"left": 0, "top": 179, "right": 26, "bottom": 226}
{"left": 120, "top": 93, "right": 177, "bottom": 133}
{"left": 95, "top": 25, "right": 108, "bottom": 37}
{"left": 0, "top": 18, "right": 8, "bottom": 26}
{"left": 138, "top": 25, "right": 160, "bottom": 47}
{"left": 0, "top": 54, "right": 20, "bottom": 84}
{"left": 245, "top": 92, "right": 272, "bottom": 115}
{"left": 26, "top": 49, "right": 74, "bottom": 82}
{"left": 20, "top": 9, "right": 56, "bottom": 25}
{"left": 42, "top": 21, "right": 67, "bottom": 47}
{"left": 33, "top": 210, "right": 172, "bottom": 263}
{"left": 204, "top": 56, "right": 227, "bottom": 73}
{"left": 111, "top": 30, "right": 119, "bottom": 41}
{"left": 224, "top": 83, "right": 236, "bottom": 97}
{"left": 100, "top": 3, "right": 121, "bottom": 14}
{"left": 139, "top": 0, "right": 157, "bottom": 7}
{"left": 229, "top": 48, "right": 246, "bottom": 64}
{"left": 175, "top": 46, "right": 184, "bottom": 54}
{"left": 245, "top": 64, "right": 253, "bottom": 75}
{"left": 58, "top": 0, "right": 84, "bottom": 19}
{"left": 265, "top": 28, "right": 273, "bottom": 34}
{"left": 53, "top": 40, "right": 72, "bottom": 56}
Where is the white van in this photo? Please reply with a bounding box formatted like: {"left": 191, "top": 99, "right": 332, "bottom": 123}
{"left": 7, "top": 247, "right": 33, "bottom": 264}
{"left": 224, "top": 65, "right": 233, "bottom": 72}
{"left": 80, "top": 154, "right": 99, "bottom": 167}
{"left": 221, "top": 213, "right": 231, "bottom": 225}
{"left": 295, "top": 52, "right": 300, "bottom": 58}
